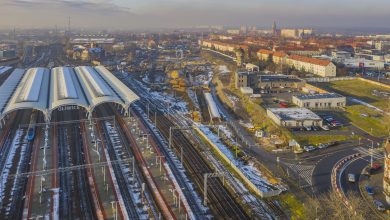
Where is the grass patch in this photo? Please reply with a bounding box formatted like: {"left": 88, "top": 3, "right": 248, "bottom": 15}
{"left": 323, "top": 79, "right": 390, "bottom": 109}
{"left": 294, "top": 134, "right": 349, "bottom": 145}
{"left": 344, "top": 105, "right": 389, "bottom": 137}
{"left": 279, "top": 193, "right": 305, "bottom": 220}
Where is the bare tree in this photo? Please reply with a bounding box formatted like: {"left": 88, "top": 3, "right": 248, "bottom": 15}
{"left": 303, "top": 191, "right": 373, "bottom": 220}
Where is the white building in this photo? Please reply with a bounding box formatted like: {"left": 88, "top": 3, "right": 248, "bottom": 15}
{"left": 331, "top": 51, "right": 352, "bottom": 62}
{"left": 286, "top": 55, "right": 337, "bottom": 77}
{"left": 267, "top": 108, "right": 323, "bottom": 128}
{"left": 292, "top": 93, "right": 346, "bottom": 109}
{"left": 343, "top": 58, "right": 385, "bottom": 69}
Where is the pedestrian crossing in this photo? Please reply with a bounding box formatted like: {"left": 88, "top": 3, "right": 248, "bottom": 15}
{"left": 283, "top": 163, "right": 315, "bottom": 186}
{"left": 354, "top": 147, "right": 384, "bottom": 160}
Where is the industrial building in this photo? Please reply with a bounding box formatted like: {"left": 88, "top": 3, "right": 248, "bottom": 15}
{"left": 0, "top": 50, "right": 16, "bottom": 59}
{"left": 235, "top": 72, "right": 305, "bottom": 92}
{"left": 235, "top": 71, "right": 256, "bottom": 88}
{"left": 292, "top": 93, "right": 346, "bottom": 109}
{"left": 0, "top": 66, "right": 139, "bottom": 122}
{"left": 343, "top": 58, "right": 385, "bottom": 69}
{"left": 257, "top": 75, "right": 305, "bottom": 91}
{"left": 331, "top": 51, "right": 352, "bottom": 63}
{"left": 267, "top": 108, "right": 323, "bottom": 128}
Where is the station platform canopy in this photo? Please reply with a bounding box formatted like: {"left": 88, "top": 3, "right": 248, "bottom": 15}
{"left": 0, "top": 66, "right": 139, "bottom": 122}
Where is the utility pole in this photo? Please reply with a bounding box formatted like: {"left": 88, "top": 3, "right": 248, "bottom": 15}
{"left": 369, "top": 139, "right": 374, "bottom": 167}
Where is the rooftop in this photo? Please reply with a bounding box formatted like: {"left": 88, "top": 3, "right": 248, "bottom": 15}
{"left": 0, "top": 66, "right": 12, "bottom": 75}
{"left": 257, "top": 49, "right": 273, "bottom": 55}
{"left": 259, "top": 75, "right": 302, "bottom": 83}
{"left": 294, "top": 93, "right": 345, "bottom": 100}
{"left": 0, "top": 66, "right": 139, "bottom": 121}
{"left": 268, "top": 108, "right": 321, "bottom": 121}
{"left": 288, "top": 54, "right": 332, "bottom": 66}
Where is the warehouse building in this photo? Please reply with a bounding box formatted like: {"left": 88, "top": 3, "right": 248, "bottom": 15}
{"left": 292, "top": 93, "right": 346, "bottom": 109}
{"left": 235, "top": 72, "right": 305, "bottom": 92}
{"left": 267, "top": 108, "right": 322, "bottom": 128}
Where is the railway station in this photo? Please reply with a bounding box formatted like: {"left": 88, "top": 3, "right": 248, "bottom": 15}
{"left": 0, "top": 66, "right": 139, "bottom": 124}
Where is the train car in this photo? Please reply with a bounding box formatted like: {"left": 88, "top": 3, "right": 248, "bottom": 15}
{"left": 27, "top": 110, "right": 37, "bottom": 141}
{"left": 204, "top": 92, "right": 221, "bottom": 122}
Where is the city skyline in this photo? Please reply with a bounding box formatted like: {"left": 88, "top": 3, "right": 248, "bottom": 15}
{"left": 1, "top": 0, "right": 390, "bottom": 31}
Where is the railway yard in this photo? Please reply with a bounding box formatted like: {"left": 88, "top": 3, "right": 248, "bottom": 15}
{"left": 0, "top": 64, "right": 286, "bottom": 220}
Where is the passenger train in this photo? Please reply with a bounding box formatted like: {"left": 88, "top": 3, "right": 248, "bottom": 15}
{"left": 27, "top": 110, "right": 37, "bottom": 141}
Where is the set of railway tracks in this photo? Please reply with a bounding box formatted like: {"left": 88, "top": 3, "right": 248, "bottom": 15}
{"left": 56, "top": 111, "right": 97, "bottom": 219}
{"left": 95, "top": 107, "right": 141, "bottom": 220}
{"left": 0, "top": 111, "right": 35, "bottom": 219}
{"left": 136, "top": 100, "right": 249, "bottom": 219}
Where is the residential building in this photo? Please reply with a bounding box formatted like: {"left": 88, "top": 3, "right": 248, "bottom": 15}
{"left": 201, "top": 40, "right": 248, "bottom": 54}
{"left": 272, "top": 51, "right": 288, "bottom": 64}
{"left": 227, "top": 29, "right": 240, "bottom": 35}
{"left": 286, "top": 54, "right": 337, "bottom": 77}
{"left": 267, "top": 108, "right": 323, "bottom": 128}
{"left": 384, "top": 139, "right": 390, "bottom": 205}
{"left": 280, "top": 28, "right": 313, "bottom": 39}
{"left": 257, "top": 49, "right": 273, "bottom": 61}
{"left": 292, "top": 93, "right": 346, "bottom": 109}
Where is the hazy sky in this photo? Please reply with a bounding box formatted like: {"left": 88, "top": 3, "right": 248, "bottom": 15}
{"left": 0, "top": 0, "right": 389, "bottom": 30}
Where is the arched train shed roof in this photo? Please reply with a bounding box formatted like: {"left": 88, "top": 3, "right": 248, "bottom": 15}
{"left": 0, "top": 66, "right": 139, "bottom": 121}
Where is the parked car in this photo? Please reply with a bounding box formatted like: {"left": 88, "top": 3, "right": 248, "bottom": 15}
{"left": 331, "top": 121, "right": 342, "bottom": 127}
{"left": 347, "top": 173, "right": 356, "bottom": 183}
{"left": 365, "top": 185, "right": 374, "bottom": 195}
{"left": 318, "top": 143, "right": 329, "bottom": 149}
{"left": 373, "top": 200, "right": 386, "bottom": 211}
{"left": 325, "top": 118, "right": 334, "bottom": 122}
{"left": 321, "top": 125, "right": 330, "bottom": 131}
{"left": 304, "top": 126, "right": 312, "bottom": 131}
{"left": 370, "top": 163, "right": 382, "bottom": 172}
{"left": 304, "top": 145, "right": 316, "bottom": 152}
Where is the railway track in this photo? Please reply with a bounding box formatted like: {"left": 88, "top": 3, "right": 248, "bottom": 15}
{"left": 135, "top": 101, "right": 249, "bottom": 219}
{"left": 23, "top": 125, "right": 43, "bottom": 219}
{"left": 0, "top": 111, "right": 35, "bottom": 219}
{"left": 69, "top": 123, "right": 96, "bottom": 219}
{"left": 51, "top": 119, "right": 59, "bottom": 219}
{"left": 96, "top": 117, "right": 140, "bottom": 219}
{"left": 57, "top": 125, "right": 74, "bottom": 219}
{"left": 56, "top": 111, "right": 96, "bottom": 219}
{"left": 131, "top": 104, "right": 206, "bottom": 219}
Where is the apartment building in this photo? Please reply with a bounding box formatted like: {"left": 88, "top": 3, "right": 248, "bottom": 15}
{"left": 257, "top": 49, "right": 273, "bottom": 61}
{"left": 286, "top": 54, "right": 337, "bottom": 77}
